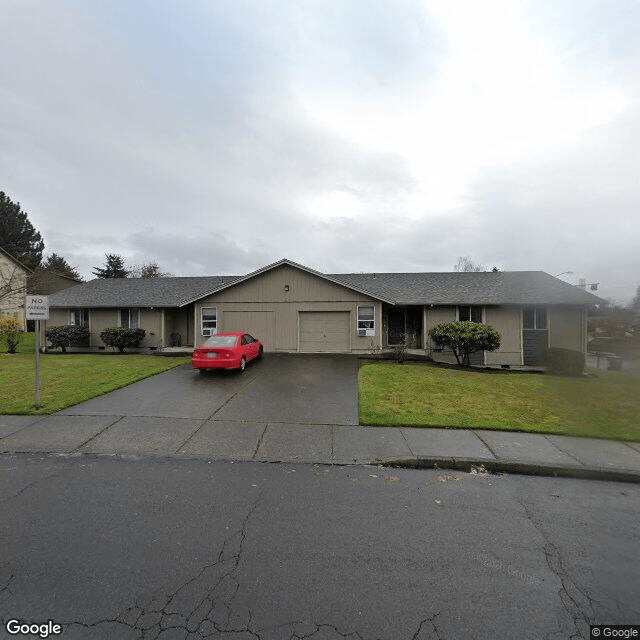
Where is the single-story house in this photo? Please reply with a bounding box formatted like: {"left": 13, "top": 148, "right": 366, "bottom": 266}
{"left": 46, "top": 258, "right": 604, "bottom": 366}
{"left": 0, "top": 246, "right": 30, "bottom": 329}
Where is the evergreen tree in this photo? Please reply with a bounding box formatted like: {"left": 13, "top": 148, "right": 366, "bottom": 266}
{"left": 0, "top": 191, "right": 45, "bottom": 270}
{"left": 92, "top": 253, "right": 129, "bottom": 278}
{"left": 42, "top": 253, "right": 82, "bottom": 280}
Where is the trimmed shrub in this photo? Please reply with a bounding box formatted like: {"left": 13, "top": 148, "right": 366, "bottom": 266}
{"left": 100, "top": 327, "right": 146, "bottom": 352}
{"left": 0, "top": 316, "right": 23, "bottom": 353}
{"left": 428, "top": 321, "right": 501, "bottom": 366}
{"left": 46, "top": 325, "right": 91, "bottom": 353}
{"left": 544, "top": 348, "right": 585, "bottom": 377}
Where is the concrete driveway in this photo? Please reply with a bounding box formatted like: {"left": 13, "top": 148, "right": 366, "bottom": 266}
{"left": 59, "top": 352, "right": 359, "bottom": 424}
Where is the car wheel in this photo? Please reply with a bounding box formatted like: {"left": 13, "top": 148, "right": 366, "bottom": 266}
{"left": 239, "top": 356, "right": 246, "bottom": 372}
{"left": 257, "top": 346, "right": 263, "bottom": 359}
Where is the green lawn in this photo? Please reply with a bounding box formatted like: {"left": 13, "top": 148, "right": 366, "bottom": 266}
{"left": 1, "top": 333, "right": 190, "bottom": 415}
{"left": 358, "top": 361, "right": 640, "bottom": 441}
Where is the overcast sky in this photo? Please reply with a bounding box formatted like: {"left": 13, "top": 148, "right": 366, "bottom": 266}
{"left": 1, "top": 0, "right": 638, "bottom": 303}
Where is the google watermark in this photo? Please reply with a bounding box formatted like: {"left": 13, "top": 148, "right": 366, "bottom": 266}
{"left": 4, "top": 619, "right": 63, "bottom": 638}
{"left": 591, "top": 626, "right": 640, "bottom": 638}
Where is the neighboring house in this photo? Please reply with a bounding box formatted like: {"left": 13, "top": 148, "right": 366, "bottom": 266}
{"left": 27, "top": 267, "right": 82, "bottom": 296}
{"left": 46, "top": 258, "right": 604, "bottom": 365}
{"left": 0, "top": 246, "right": 30, "bottom": 329}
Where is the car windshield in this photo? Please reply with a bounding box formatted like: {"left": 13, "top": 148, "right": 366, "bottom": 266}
{"left": 204, "top": 335, "right": 238, "bottom": 347}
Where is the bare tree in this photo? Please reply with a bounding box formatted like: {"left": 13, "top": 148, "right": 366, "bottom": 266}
{"left": 129, "top": 262, "right": 173, "bottom": 278}
{"left": 0, "top": 262, "right": 27, "bottom": 303}
{"left": 454, "top": 256, "right": 486, "bottom": 272}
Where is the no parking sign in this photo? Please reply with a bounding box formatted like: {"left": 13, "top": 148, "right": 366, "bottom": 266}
{"left": 26, "top": 295, "right": 49, "bottom": 320}
{"left": 25, "top": 295, "right": 48, "bottom": 409}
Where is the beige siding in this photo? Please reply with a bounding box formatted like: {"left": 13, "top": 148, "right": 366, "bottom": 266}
{"left": 46, "top": 308, "right": 118, "bottom": 350}
{"left": 47, "top": 308, "right": 69, "bottom": 327}
{"left": 423, "top": 306, "right": 457, "bottom": 363}
{"left": 220, "top": 310, "right": 276, "bottom": 351}
{"left": 195, "top": 264, "right": 380, "bottom": 352}
{"left": 424, "top": 305, "right": 524, "bottom": 366}
{"left": 549, "top": 306, "right": 586, "bottom": 353}
{"left": 47, "top": 307, "right": 164, "bottom": 349}
{"left": 0, "top": 251, "right": 28, "bottom": 329}
{"left": 484, "top": 306, "right": 523, "bottom": 366}
{"left": 139, "top": 309, "right": 163, "bottom": 348}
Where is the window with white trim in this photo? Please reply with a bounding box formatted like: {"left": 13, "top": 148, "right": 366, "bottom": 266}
{"left": 120, "top": 308, "right": 140, "bottom": 329}
{"left": 523, "top": 306, "right": 547, "bottom": 330}
{"left": 70, "top": 308, "right": 89, "bottom": 327}
{"left": 458, "top": 306, "right": 483, "bottom": 323}
{"left": 357, "top": 305, "right": 375, "bottom": 336}
{"left": 201, "top": 307, "right": 217, "bottom": 336}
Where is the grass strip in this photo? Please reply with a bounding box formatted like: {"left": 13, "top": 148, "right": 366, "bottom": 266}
{"left": 358, "top": 362, "right": 640, "bottom": 441}
{"left": 1, "top": 335, "right": 189, "bottom": 415}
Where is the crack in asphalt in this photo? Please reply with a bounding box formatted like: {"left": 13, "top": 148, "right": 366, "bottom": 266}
{"left": 410, "top": 613, "right": 443, "bottom": 640}
{"left": 0, "top": 465, "right": 71, "bottom": 506}
{"left": 0, "top": 571, "right": 15, "bottom": 602}
{"left": 59, "top": 497, "right": 260, "bottom": 639}
{"left": 51, "top": 494, "right": 439, "bottom": 640}
{"left": 517, "top": 498, "right": 597, "bottom": 640}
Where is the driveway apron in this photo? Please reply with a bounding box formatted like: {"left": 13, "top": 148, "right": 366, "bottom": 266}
{"left": 214, "top": 353, "right": 359, "bottom": 424}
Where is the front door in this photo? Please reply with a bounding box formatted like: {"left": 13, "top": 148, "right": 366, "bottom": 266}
{"left": 387, "top": 307, "right": 405, "bottom": 345}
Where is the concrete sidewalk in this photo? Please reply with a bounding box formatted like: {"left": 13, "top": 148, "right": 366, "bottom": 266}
{"left": 1, "top": 414, "right": 639, "bottom": 483}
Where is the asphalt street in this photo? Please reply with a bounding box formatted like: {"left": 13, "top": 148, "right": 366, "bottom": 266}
{"left": 1, "top": 454, "right": 638, "bottom": 640}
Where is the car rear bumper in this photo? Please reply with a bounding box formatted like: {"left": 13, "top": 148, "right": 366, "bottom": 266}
{"left": 192, "top": 355, "right": 242, "bottom": 370}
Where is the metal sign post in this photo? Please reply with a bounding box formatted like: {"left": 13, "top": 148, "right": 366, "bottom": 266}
{"left": 35, "top": 319, "right": 41, "bottom": 408}
{"left": 25, "top": 295, "right": 49, "bottom": 410}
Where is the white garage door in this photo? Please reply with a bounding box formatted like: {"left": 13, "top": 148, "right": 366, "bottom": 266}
{"left": 222, "top": 311, "right": 275, "bottom": 352}
{"left": 299, "top": 311, "right": 350, "bottom": 352}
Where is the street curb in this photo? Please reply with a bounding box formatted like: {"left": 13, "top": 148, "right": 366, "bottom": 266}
{"left": 2, "top": 450, "right": 640, "bottom": 483}
{"left": 381, "top": 456, "right": 640, "bottom": 484}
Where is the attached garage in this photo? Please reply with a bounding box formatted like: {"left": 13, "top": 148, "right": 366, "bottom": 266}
{"left": 298, "top": 311, "right": 350, "bottom": 353}
{"left": 221, "top": 310, "right": 276, "bottom": 352}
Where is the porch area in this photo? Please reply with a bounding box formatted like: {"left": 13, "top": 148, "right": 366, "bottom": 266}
{"left": 382, "top": 305, "right": 424, "bottom": 349}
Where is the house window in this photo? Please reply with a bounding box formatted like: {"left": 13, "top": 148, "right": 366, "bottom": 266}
{"left": 523, "top": 306, "right": 547, "bottom": 330}
{"left": 70, "top": 309, "right": 89, "bottom": 327}
{"left": 120, "top": 308, "right": 140, "bottom": 329}
{"left": 201, "top": 307, "right": 217, "bottom": 336}
{"left": 458, "top": 306, "right": 483, "bottom": 323}
{"left": 357, "top": 306, "right": 375, "bottom": 336}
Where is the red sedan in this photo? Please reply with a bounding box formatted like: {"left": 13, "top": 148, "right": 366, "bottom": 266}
{"left": 192, "top": 331, "right": 263, "bottom": 373}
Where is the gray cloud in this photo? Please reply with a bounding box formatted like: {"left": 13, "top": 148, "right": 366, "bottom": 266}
{"left": 1, "top": 0, "right": 638, "bottom": 304}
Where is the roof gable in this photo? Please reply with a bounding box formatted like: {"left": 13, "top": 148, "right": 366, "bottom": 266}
{"left": 187, "top": 258, "right": 396, "bottom": 304}
{"left": 0, "top": 246, "right": 31, "bottom": 273}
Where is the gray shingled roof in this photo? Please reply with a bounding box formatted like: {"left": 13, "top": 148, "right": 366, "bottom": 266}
{"left": 328, "top": 271, "right": 604, "bottom": 305}
{"left": 48, "top": 276, "right": 240, "bottom": 308}
{"left": 49, "top": 264, "right": 603, "bottom": 308}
